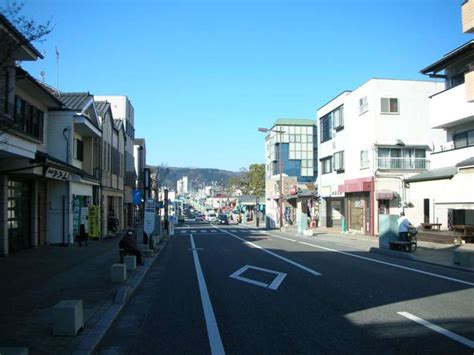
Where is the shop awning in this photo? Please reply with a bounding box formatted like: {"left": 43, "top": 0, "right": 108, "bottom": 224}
{"left": 376, "top": 190, "right": 396, "bottom": 200}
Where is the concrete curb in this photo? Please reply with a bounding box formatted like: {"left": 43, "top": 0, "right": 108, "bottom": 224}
{"left": 72, "top": 236, "right": 170, "bottom": 355}
{"left": 272, "top": 226, "right": 474, "bottom": 273}
{"left": 369, "top": 247, "right": 416, "bottom": 260}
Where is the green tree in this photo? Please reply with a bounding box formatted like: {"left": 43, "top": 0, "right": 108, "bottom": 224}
{"left": 246, "top": 164, "right": 265, "bottom": 195}
{"left": 227, "top": 164, "right": 265, "bottom": 195}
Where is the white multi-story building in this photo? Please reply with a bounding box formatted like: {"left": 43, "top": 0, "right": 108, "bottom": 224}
{"left": 95, "top": 95, "right": 136, "bottom": 226}
{"left": 95, "top": 100, "right": 125, "bottom": 236}
{"left": 317, "top": 79, "right": 443, "bottom": 235}
{"left": 47, "top": 92, "right": 102, "bottom": 244}
{"left": 177, "top": 176, "right": 189, "bottom": 195}
{"left": 404, "top": 4, "right": 474, "bottom": 229}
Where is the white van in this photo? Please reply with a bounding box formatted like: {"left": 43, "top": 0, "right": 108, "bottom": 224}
{"left": 206, "top": 212, "right": 217, "bottom": 222}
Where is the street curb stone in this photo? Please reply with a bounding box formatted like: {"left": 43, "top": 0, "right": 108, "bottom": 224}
{"left": 72, "top": 236, "right": 170, "bottom": 355}
{"left": 369, "top": 247, "right": 416, "bottom": 260}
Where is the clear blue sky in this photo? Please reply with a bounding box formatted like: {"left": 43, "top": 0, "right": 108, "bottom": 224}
{"left": 12, "top": 0, "right": 469, "bottom": 171}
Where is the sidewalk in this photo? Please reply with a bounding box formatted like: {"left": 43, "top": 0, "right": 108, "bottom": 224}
{"left": 0, "top": 224, "right": 165, "bottom": 355}
{"left": 271, "top": 225, "right": 474, "bottom": 273}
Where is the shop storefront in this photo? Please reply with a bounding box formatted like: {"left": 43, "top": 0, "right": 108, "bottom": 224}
{"left": 7, "top": 178, "right": 32, "bottom": 253}
{"left": 346, "top": 192, "right": 371, "bottom": 234}
{"left": 340, "top": 177, "right": 374, "bottom": 236}
{"left": 326, "top": 197, "right": 345, "bottom": 228}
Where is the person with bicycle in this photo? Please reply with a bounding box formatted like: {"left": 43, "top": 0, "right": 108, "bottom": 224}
{"left": 398, "top": 211, "right": 413, "bottom": 242}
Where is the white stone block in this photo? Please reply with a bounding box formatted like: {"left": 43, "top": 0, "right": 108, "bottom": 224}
{"left": 111, "top": 263, "right": 127, "bottom": 283}
{"left": 124, "top": 255, "right": 137, "bottom": 271}
{"left": 303, "top": 229, "right": 314, "bottom": 236}
{"left": 453, "top": 246, "right": 474, "bottom": 267}
{"left": 52, "top": 299, "right": 84, "bottom": 336}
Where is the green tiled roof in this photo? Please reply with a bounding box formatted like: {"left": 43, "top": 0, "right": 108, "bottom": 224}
{"left": 272, "top": 118, "right": 315, "bottom": 127}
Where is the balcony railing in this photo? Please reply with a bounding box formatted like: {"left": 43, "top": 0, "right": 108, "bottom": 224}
{"left": 377, "top": 157, "right": 429, "bottom": 170}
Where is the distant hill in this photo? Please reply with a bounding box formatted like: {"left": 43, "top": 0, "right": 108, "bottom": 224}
{"left": 151, "top": 166, "right": 242, "bottom": 190}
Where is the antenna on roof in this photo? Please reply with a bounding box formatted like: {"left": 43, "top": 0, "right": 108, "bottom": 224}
{"left": 55, "top": 46, "right": 60, "bottom": 96}
{"left": 40, "top": 70, "right": 45, "bottom": 83}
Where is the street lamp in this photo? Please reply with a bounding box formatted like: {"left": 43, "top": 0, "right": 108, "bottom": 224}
{"left": 258, "top": 127, "right": 285, "bottom": 231}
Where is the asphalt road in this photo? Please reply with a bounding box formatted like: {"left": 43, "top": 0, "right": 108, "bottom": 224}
{"left": 97, "top": 223, "right": 474, "bottom": 354}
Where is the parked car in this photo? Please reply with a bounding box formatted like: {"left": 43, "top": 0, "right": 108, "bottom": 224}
{"left": 195, "top": 214, "right": 205, "bottom": 222}
{"left": 206, "top": 213, "right": 217, "bottom": 222}
{"left": 217, "top": 214, "right": 229, "bottom": 225}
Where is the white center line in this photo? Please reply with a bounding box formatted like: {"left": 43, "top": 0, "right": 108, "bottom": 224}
{"left": 398, "top": 311, "right": 474, "bottom": 349}
{"left": 190, "top": 234, "right": 225, "bottom": 355}
{"left": 215, "top": 227, "right": 321, "bottom": 277}
{"left": 266, "top": 233, "right": 474, "bottom": 287}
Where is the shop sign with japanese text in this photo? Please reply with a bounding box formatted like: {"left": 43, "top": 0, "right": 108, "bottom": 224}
{"left": 45, "top": 167, "right": 70, "bottom": 181}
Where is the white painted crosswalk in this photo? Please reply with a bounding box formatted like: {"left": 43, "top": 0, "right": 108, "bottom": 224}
{"left": 177, "top": 229, "right": 240, "bottom": 234}
{"left": 177, "top": 228, "right": 266, "bottom": 235}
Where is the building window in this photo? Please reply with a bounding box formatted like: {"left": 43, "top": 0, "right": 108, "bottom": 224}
{"left": 12, "top": 95, "right": 44, "bottom": 141}
{"left": 333, "top": 105, "right": 344, "bottom": 130}
{"left": 359, "top": 96, "right": 368, "bottom": 114}
{"left": 381, "top": 98, "right": 399, "bottom": 114}
{"left": 333, "top": 151, "right": 344, "bottom": 172}
{"left": 321, "top": 156, "right": 332, "bottom": 174}
{"left": 360, "top": 150, "right": 369, "bottom": 169}
{"left": 3, "top": 69, "right": 9, "bottom": 114}
{"left": 377, "top": 147, "right": 427, "bottom": 169}
{"left": 74, "top": 138, "right": 84, "bottom": 161}
{"left": 451, "top": 72, "right": 465, "bottom": 88}
{"left": 320, "top": 114, "right": 332, "bottom": 143}
{"left": 453, "top": 129, "right": 474, "bottom": 149}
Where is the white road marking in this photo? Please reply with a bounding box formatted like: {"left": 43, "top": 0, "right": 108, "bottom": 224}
{"left": 272, "top": 235, "right": 297, "bottom": 242}
{"left": 269, "top": 272, "right": 287, "bottom": 290}
{"left": 190, "top": 234, "right": 225, "bottom": 355}
{"left": 229, "top": 265, "right": 287, "bottom": 290}
{"left": 201, "top": 230, "right": 207, "bottom": 233}
{"left": 180, "top": 231, "right": 187, "bottom": 234}
{"left": 265, "top": 234, "right": 474, "bottom": 287}
{"left": 215, "top": 227, "right": 321, "bottom": 277}
{"left": 211, "top": 230, "right": 217, "bottom": 233}
{"left": 398, "top": 311, "right": 474, "bottom": 349}
{"left": 191, "top": 230, "right": 197, "bottom": 233}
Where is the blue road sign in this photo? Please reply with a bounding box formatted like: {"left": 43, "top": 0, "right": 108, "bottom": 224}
{"left": 132, "top": 189, "right": 142, "bottom": 205}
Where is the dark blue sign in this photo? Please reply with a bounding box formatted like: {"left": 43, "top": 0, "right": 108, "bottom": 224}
{"left": 132, "top": 189, "right": 142, "bottom": 205}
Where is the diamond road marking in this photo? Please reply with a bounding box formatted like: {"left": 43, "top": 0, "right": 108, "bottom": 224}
{"left": 229, "top": 265, "right": 287, "bottom": 291}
